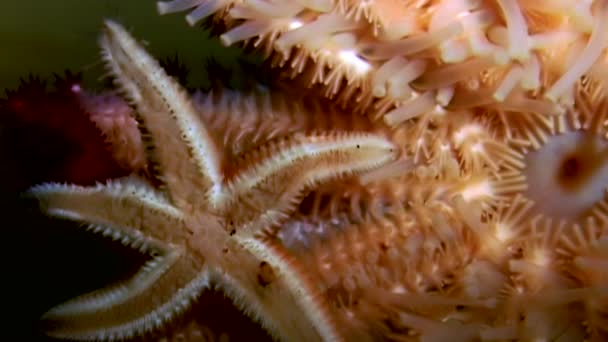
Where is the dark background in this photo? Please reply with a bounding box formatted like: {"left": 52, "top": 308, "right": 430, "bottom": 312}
{"left": 0, "top": 0, "right": 242, "bottom": 90}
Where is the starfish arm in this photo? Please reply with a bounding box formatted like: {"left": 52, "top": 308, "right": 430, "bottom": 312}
{"left": 223, "top": 131, "right": 397, "bottom": 236}
{"left": 43, "top": 234, "right": 178, "bottom": 317}
{"left": 27, "top": 177, "right": 211, "bottom": 340}
{"left": 212, "top": 237, "right": 342, "bottom": 341}
{"left": 25, "top": 177, "right": 186, "bottom": 244}
{"left": 99, "top": 20, "right": 223, "bottom": 207}
{"left": 42, "top": 247, "right": 211, "bottom": 341}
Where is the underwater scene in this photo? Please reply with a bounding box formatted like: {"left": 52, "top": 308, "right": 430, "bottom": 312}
{"left": 3, "top": 1, "right": 608, "bottom": 341}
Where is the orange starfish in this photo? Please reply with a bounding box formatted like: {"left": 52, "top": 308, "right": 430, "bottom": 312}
{"left": 150, "top": 1, "right": 608, "bottom": 340}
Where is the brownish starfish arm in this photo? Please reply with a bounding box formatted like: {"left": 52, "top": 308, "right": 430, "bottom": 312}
{"left": 100, "top": 21, "right": 223, "bottom": 208}
{"left": 42, "top": 249, "right": 209, "bottom": 341}
{"left": 26, "top": 177, "right": 185, "bottom": 243}
{"left": 208, "top": 236, "right": 342, "bottom": 341}
{"left": 222, "top": 131, "right": 396, "bottom": 236}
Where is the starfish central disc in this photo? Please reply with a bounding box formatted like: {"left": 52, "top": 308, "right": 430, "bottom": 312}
{"left": 26, "top": 19, "right": 397, "bottom": 342}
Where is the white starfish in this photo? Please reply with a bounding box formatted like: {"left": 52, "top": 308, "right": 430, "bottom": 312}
{"left": 26, "top": 20, "right": 396, "bottom": 341}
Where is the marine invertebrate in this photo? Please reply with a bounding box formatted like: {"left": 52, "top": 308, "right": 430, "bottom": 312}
{"left": 67, "top": 77, "right": 148, "bottom": 175}
{"left": 78, "top": 76, "right": 407, "bottom": 223}
{"left": 26, "top": 20, "right": 396, "bottom": 341}
{"left": 15, "top": 0, "right": 608, "bottom": 341}
{"left": 149, "top": 2, "right": 608, "bottom": 340}
{"left": 157, "top": 0, "right": 608, "bottom": 125}
{"left": 273, "top": 78, "right": 608, "bottom": 342}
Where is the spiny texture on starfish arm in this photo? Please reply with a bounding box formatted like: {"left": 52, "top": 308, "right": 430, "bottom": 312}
{"left": 273, "top": 77, "right": 608, "bottom": 342}
{"left": 26, "top": 19, "right": 397, "bottom": 341}
{"left": 158, "top": 0, "right": 608, "bottom": 123}
{"left": 80, "top": 83, "right": 408, "bottom": 224}
{"left": 149, "top": 0, "right": 608, "bottom": 340}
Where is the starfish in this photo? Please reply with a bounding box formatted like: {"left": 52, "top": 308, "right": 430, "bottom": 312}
{"left": 26, "top": 20, "right": 397, "bottom": 341}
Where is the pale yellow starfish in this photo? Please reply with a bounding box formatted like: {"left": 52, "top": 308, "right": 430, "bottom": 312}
{"left": 26, "top": 20, "right": 397, "bottom": 341}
